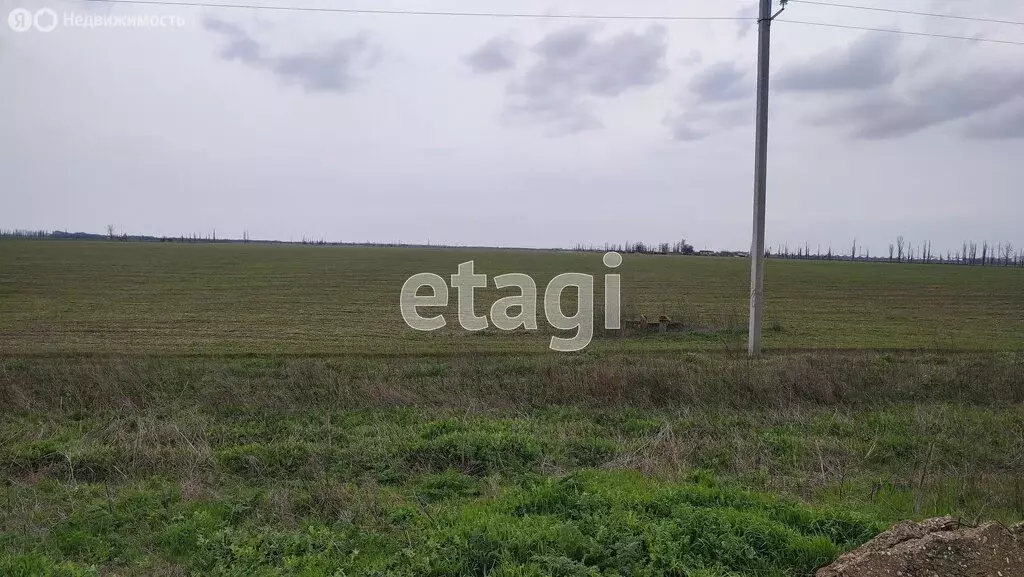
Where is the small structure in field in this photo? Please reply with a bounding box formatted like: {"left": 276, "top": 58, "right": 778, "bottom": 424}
{"left": 620, "top": 314, "right": 688, "bottom": 335}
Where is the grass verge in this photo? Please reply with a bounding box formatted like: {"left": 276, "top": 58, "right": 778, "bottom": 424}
{"left": 2, "top": 351, "right": 1022, "bottom": 575}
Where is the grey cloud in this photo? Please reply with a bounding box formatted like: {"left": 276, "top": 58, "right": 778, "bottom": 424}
{"left": 665, "top": 101, "right": 750, "bottom": 142}
{"left": 667, "top": 122, "right": 710, "bottom": 142}
{"left": 820, "top": 69, "right": 1024, "bottom": 139}
{"left": 204, "top": 18, "right": 261, "bottom": 63}
{"left": 776, "top": 33, "right": 902, "bottom": 92}
{"left": 271, "top": 36, "right": 376, "bottom": 93}
{"left": 736, "top": 4, "right": 758, "bottom": 39}
{"left": 833, "top": 95, "right": 938, "bottom": 139}
{"left": 772, "top": 30, "right": 1024, "bottom": 140}
{"left": 204, "top": 18, "right": 378, "bottom": 94}
{"left": 534, "top": 26, "right": 592, "bottom": 61}
{"left": 523, "top": 25, "right": 668, "bottom": 96}
{"left": 464, "top": 37, "right": 518, "bottom": 74}
{"left": 665, "top": 61, "right": 752, "bottom": 141}
{"left": 689, "top": 62, "right": 750, "bottom": 101}
{"left": 962, "top": 100, "right": 1024, "bottom": 139}
{"left": 502, "top": 25, "right": 668, "bottom": 134}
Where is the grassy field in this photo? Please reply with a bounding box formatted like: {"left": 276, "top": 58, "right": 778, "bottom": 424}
{"left": 1, "top": 240, "right": 1023, "bottom": 576}
{"left": 1, "top": 241, "right": 1022, "bottom": 354}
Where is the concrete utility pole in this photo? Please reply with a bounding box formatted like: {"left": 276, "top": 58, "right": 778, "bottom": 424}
{"left": 748, "top": 0, "right": 784, "bottom": 356}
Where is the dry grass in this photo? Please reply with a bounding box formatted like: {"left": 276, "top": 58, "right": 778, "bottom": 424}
{"left": 2, "top": 352, "right": 1021, "bottom": 413}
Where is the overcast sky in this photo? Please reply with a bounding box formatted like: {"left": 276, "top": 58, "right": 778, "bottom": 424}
{"left": 3, "top": 0, "right": 1023, "bottom": 254}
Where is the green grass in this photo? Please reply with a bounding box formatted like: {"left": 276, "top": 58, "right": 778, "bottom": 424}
{"left": 2, "top": 240, "right": 1023, "bottom": 575}
{"left": 5, "top": 405, "right": 1022, "bottom": 576}
{"left": 0, "top": 470, "right": 879, "bottom": 577}
{"left": 1, "top": 241, "right": 1022, "bottom": 354}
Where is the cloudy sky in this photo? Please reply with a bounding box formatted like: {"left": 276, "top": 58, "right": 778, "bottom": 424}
{"left": 3, "top": 0, "right": 1023, "bottom": 254}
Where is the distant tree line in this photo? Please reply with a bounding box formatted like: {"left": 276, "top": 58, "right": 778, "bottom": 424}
{"left": 0, "top": 228, "right": 462, "bottom": 250}
{"left": 0, "top": 229, "right": 122, "bottom": 241}
{"left": 767, "top": 236, "right": 1023, "bottom": 267}
{"left": 573, "top": 239, "right": 698, "bottom": 255}
{"left": 3, "top": 228, "right": 1022, "bottom": 267}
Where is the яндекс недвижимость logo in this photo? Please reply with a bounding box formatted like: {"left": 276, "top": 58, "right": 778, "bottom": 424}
{"left": 7, "top": 7, "right": 186, "bottom": 32}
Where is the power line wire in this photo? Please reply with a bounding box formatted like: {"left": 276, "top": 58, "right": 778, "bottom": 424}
{"left": 787, "top": 0, "right": 1024, "bottom": 27}
{"left": 73, "top": 0, "right": 1024, "bottom": 46}
{"left": 778, "top": 18, "right": 1024, "bottom": 46}
{"left": 79, "top": 0, "right": 751, "bottom": 21}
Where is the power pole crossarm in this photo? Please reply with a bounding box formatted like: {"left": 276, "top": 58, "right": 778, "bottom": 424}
{"left": 748, "top": 0, "right": 779, "bottom": 356}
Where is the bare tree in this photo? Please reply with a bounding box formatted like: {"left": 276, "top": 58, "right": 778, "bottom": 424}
{"left": 896, "top": 235, "right": 904, "bottom": 262}
{"left": 981, "top": 241, "right": 988, "bottom": 266}
{"left": 851, "top": 238, "right": 857, "bottom": 261}
{"left": 1004, "top": 242, "right": 1014, "bottom": 266}
{"left": 888, "top": 243, "right": 894, "bottom": 262}
{"left": 106, "top": 224, "right": 116, "bottom": 239}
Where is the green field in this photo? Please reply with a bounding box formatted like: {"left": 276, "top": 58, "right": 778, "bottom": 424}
{"left": 1, "top": 241, "right": 1023, "bottom": 576}
{"left": 2, "top": 241, "right": 1022, "bottom": 354}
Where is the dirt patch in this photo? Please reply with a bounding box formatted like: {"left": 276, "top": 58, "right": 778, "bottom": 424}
{"left": 817, "top": 516, "right": 1024, "bottom": 577}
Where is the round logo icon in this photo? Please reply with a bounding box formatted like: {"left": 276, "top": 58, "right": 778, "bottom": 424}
{"left": 7, "top": 8, "right": 33, "bottom": 32}
{"left": 34, "top": 8, "right": 58, "bottom": 32}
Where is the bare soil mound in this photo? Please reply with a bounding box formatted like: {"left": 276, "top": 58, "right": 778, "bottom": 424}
{"left": 817, "top": 516, "right": 1024, "bottom": 577}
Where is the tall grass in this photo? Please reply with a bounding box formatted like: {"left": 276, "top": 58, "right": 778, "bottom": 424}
{"left": 2, "top": 352, "right": 1021, "bottom": 412}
